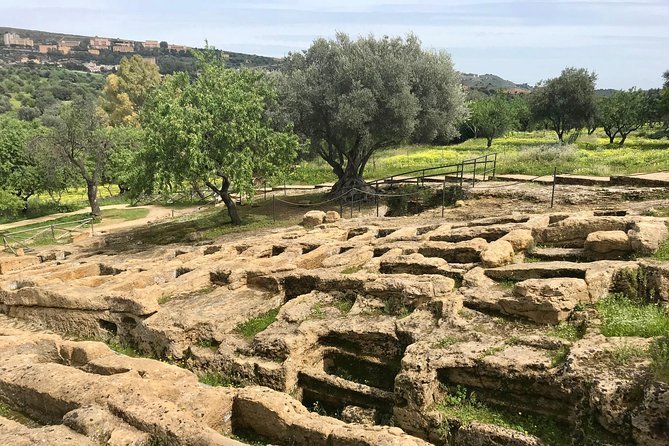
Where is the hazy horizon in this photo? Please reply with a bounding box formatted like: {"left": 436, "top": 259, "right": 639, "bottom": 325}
{"left": 1, "top": 0, "right": 667, "bottom": 89}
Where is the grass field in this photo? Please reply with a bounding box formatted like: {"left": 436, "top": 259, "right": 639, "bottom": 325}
{"left": 287, "top": 129, "right": 669, "bottom": 184}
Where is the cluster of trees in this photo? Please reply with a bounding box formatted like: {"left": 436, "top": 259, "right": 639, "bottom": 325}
{"left": 0, "top": 64, "right": 103, "bottom": 120}
{"left": 467, "top": 67, "right": 669, "bottom": 147}
{"left": 2, "top": 34, "right": 668, "bottom": 224}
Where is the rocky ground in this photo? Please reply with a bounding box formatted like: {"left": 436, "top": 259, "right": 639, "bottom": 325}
{"left": 1, "top": 182, "right": 669, "bottom": 445}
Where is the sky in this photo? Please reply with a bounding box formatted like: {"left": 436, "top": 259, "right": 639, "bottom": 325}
{"left": 1, "top": 0, "right": 668, "bottom": 89}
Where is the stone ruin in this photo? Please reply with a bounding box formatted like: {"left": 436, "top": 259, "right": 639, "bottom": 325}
{"left": 0, "top": 208, "right": 668, "bottom": 445}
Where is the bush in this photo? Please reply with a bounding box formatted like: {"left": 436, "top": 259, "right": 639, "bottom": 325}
{"left": 16, "top": 106, "right": 41, "bottom": 121}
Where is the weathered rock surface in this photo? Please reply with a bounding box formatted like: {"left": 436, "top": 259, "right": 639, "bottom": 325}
{"left": 480, "top": 239, "right": 515, "bottom": 268}
{"left": 0, "top": 210, "right": 666, "bottom": 446}
{"left": 502, "top": 278, "right": 590, "bottom": 324}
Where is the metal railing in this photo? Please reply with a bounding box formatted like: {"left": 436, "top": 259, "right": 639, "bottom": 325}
{"left": 367, "top": 152, "right": 497, "bottom": 189}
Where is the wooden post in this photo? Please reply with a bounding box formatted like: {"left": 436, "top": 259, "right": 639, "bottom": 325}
{"left": 50, "top": 224, "right": 55, "bottom": 241}
{"left": 441, "top": 177, "right": 446, "bottom": 218}
{"left": 375, "top": 183, "right": 379, "bottom": 217}
{"left": 272, "top": 194, "right": 276, "bottom": 222}
{"left": 551, "top": 167, "right": 557, "bottom": 208}
{"left": 472, "top": 159, "right": 477, "bottom": 187}
{"left": 350, "top": 190, "right": 353, "bottom": 218}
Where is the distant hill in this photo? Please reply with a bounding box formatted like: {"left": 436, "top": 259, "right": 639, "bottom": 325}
{"left": 460, "top": 72, "right": 532, "bottom": 93}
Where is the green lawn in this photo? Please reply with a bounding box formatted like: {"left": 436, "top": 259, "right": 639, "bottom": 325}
{"left": 287, "top": 129, "right": 669, "bottom": 184}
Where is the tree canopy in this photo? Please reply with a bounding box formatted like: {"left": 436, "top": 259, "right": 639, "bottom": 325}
{"left": 597, "top": 88, "right": 648, "bottom": 145}
{"left": 280, "top": 33, "right": 467, "bottom": 195}
{"left": 99, "top": 55, "right": 161, "bottom": 126}
{"left": 467, "top": 95, "right": 517, "bottom": 148}
{"left": 530, "top": 67, "right": 597, "bottom": 142}
{"left": 139, "top": 50, "right": 299, "bottom": 224}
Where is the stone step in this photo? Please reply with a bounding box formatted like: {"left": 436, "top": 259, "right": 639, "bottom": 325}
{"left": 530, "top": 247, "right": 587, "bottom": 262}
{"left": 484, "top": 261, "right": 589, "bottom": 281}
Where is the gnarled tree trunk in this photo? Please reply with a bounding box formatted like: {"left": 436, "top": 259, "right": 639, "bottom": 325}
{"left": 206, "top": 174, "right": 241, "bottom": 225}
{"left": 86, "top": 180, "right": 101, "bottom": 216}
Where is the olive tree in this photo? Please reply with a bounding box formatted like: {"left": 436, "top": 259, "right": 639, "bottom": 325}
{"left": 467, "top": 95, "right": 516, "bottom": 148}
{"left": 280, "top": 33, "right": 467, "bottom": 195}
{"left": 598, "top": 88, "right": 648, "bottom": 145}
{"left": 34, "top": 100, "right": 113, "bottom": 216}
{"left": 530, "top": 67, "right": 597, "bottom": 143}
{"left": 139, "top": 50, "right": 299, "bottom": 225}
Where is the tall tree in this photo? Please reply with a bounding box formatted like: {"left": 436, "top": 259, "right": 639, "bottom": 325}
{"left": 139, "top": 50, "right": 299, "bottom": 225}
{"left": 530, "top": 67, "right": 597, "bottom": 143}
{"left": 280, "top": 33, "right": 467, "bottom": 195}
{"left": 660, "top": 70, "right": 669, "bottom": 128}
{"left": 34, "top": 100, "right": 113, "bottom": 215}
{"left": 467, "top": 95, "right": 516, "bottom": 148}
{"left": 597, "top": 88, "right": 648, "bottom": 145}
{"left": 99, "top": 55, "right": 161, "bottom": 126}
{"left": 0, "top": 116, "right": 40, "bottom": 206}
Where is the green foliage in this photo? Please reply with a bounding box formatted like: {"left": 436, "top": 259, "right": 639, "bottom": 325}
{"left": 597, "top": 294, "right": 669, "bottom": 337}
{"left": 99, "top": 55, "right": 161, "bottom": 126}
{"left": 549, "top": 346, "right": 570, "bottom": 368}
{"left": 530, "top": 67, "right": 597, "bottom": 142}
{"left": 434, "top": 335, "right": 465, "bottom": 349}
{"left": 308, "top": 303, "right": 326, "bottom": 319}
{"left": 198, "top": 371, "right": 242, "bottom": 387}
{"left": 235, "top": 308, "right": 280, "bottom": 339}
{"left": 652, "top": 233, "right": 669, "bottom": 261}
{"left": 0, "top": 401, "right": 40, "bottom": 427}
{"left": 467, "top": 95, "right": 517, "bottom": 147}
{"left": 598, "top": 88, "right": 649, "bottom": 144}
{"left": 139, "top": 47, "right": 298, "bottom": 224}
{"left": 333, "top": 294, "right": 355, "bottom": 315}
{"left": 33, "top": 99, "right": 114, "bottom": 215}
{"left": 435, "top": 385, "right": 570, "bottom": 446}
{"left": 608, "top": 343, "right": 648, "bottom": 366}
{"left": 107, "top": 340, "right": 142, "bottom": 357}
{"left": 341, "top": 265, "right": 363, "bottom": 274}
{"left": 649, "top": 337, "right": 669, "bottom": 383}
{"left": 280, "top": 33, "right": 467, "bottom": 193}
{"left": 547, "top": 323, "right": 586, "bottom": 341}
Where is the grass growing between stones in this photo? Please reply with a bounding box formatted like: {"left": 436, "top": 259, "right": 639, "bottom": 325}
{"left": 435, "top": 385, "right": 570, "bottom": 446}
{"left": 597, "top": 294, "right": 669, "bottom": 337}
{"left": 198, "top": 371, "right": 243, "bottom": 388}
{"left": 549, "top": 346, "right": 571, "bottom": 368}
{"left": 608, "top": 344, "right": 648, "bottom": 366}
{"left": 107, "top": 340, "right": 142, "bottom": 357}
{"left": 652, "top": 232, "right": 669, "bottom": 261}
{"left": 547, "top": 322, "right": 586, "bottom": 341}
{"left": 0, "top": 401, "right": 41, "bottom": 427}
{"left": 649, "top": 337, "right": 669, "bottom": 383}
{"left": 234, "top": 308, "right": 280, "bottom": 339}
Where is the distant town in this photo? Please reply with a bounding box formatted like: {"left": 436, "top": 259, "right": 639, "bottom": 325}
{"left": 1, "top": 30, "right": 193, "bottom": 73}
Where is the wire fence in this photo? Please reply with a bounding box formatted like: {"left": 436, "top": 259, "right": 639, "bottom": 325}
{"left": 1, "top": 217, "right": 94, "bottom": 255}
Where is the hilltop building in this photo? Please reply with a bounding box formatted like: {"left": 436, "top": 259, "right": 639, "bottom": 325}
{"left": 38, "top": 44, "right": 58, "bottom": 54}
{"left": 144, "top": 40, "right": 160, "bottom": 49}
{"left": 168, "top": 44, "right": 189, "bottom": 52}
{"left": 90, "top": 36, "right": 111, "bottom": 49}
{"left": 112, "top": 41, "right": 134, "bottom": 53}
{"left": 3, "top": 32, "right": 33, "bottom": 47}
{"left": 59, "top": 39, "right": 81, "bottom": 48}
